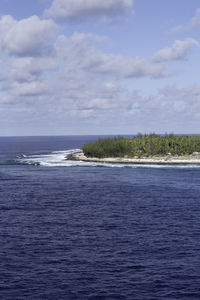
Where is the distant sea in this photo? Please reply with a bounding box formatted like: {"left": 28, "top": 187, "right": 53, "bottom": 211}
{"left": 0, "top": 136, "right": 200, "bottom": 300}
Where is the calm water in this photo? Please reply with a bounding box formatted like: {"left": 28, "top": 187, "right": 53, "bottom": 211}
{"left": 0, "top": 136, "right": 200, "bottom": 300}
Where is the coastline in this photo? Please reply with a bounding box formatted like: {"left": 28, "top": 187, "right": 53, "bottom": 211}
{"left": 69, "top": 152, "right": 200, "bottom": 165}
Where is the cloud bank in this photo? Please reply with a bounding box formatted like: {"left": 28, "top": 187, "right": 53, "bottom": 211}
{"left": 1, "top": 2, "right": 199, "bottom": 135}
{"left": 0, "top": 12, "right": 170, "bottom": 110}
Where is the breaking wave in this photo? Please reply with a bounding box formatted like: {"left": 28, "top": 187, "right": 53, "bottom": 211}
{"left": 15, "top": 149, "right": 200, "bottom": 169}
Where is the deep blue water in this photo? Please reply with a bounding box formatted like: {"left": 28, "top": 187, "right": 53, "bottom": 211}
{"left": 0, "top": 136, "right": 200, "bottom": 300}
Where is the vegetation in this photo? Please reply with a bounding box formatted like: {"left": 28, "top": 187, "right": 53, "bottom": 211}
{"left": 82, "top": 136, "right": 132, "bottom": 158}
{"left": 82, "top": 134, "right": 200, "bottom": 158}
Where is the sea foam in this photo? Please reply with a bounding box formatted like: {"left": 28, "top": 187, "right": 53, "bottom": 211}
{"left": 17, "top": 149, "right": 200, "bottom": 169}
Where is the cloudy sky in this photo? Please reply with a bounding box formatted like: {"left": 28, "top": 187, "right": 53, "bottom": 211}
{"left": 0, "top": 0, "right": 200, "bottom": 136}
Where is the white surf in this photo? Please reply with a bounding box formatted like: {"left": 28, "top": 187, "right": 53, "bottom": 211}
{"left": 17, "top": 149, "right": 200, "bottom": 169}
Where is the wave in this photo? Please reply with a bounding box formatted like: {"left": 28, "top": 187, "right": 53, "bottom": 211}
{"left": 17, "top": 149, "right": 81, "bottom": 167}
{"left": 15, "top": 149, "right": 200, "bottom": 169}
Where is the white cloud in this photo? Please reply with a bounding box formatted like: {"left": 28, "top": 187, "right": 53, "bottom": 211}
{"left": 86, "top": 55, "right": 168, "bottom": 78}
{"left": 153, "top": 38, "right": 199, "bottom": 62}
{"left": 11, "top": 56, "right": 59, "bottom": 82}
{"left": 0, "top": 14, "right": 173, "bottom": 127}
{"left": 1, "top": 80, "right": 51, "bottom": 104}
{"left": 171, "top": 8, "right": 200, "bottom": 32}
{"left": 11, "top": 81, "right": 51, "bottom": 97}
{"left": 55, "top": 35, "right": 169, "bottom": 79}
{"left": 0, "top": 15, "right": 57, "bottom": 56}
{"left": 70, "top": 32, "right": 108, "bottom": 44}
{"left": 170, "top": 25, "right": 184, "bottom": 33}
{"left": 0, "top": 29, "right": 171, "bottom": 112}
{"left": 160, "top": 84, "right": 200, "bottom": 102}
{"left": 158, "top": 84, "right": 200, "bottom": 116}
{"left": 190, "top": 8, "right": 200, "bottom": 29}
{"left": 44, "top": 0, "right": 134, "bottom": 21}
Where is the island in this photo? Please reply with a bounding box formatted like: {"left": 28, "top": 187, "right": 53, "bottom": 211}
{"left": 69, "top": 134, "right": 200, "bottom": 164}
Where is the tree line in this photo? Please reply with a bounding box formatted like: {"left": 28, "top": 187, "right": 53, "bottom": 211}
{"left": 82, "top": 134, "right": 200, "bottom": 158}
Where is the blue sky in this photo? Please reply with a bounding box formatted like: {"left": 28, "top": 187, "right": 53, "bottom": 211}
{"left": 0, "top": 0, "right": 200, "bottom": 135}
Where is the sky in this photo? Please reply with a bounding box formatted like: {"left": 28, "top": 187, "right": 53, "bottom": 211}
{"left": 0, "top": 0, "right": 200, "bottom": 136}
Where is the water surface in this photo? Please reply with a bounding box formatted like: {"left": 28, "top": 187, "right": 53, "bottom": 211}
{"left": 0, "top": 136, "right": 200, "bottom": 299}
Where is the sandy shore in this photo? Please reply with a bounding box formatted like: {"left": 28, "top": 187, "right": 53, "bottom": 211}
{"left": 69, "top": 152, "right": 200, "bottom": 164}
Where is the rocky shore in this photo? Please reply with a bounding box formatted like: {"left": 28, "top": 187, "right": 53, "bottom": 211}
{"left": 68, "top": 152, "right": 200, "bottom": 165}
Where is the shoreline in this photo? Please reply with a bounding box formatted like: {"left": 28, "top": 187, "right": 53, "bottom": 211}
{"left": 69, "top": 152, "right": 200, "bottom": 165}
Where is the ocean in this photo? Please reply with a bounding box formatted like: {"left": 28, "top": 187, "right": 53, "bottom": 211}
{"left": 0, "top": 136, "right": 200, "bottom": 300}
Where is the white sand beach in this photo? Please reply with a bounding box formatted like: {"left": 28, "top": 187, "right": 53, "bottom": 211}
{"left": 70, "top": 152, "right": 200, "bottom": 165}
